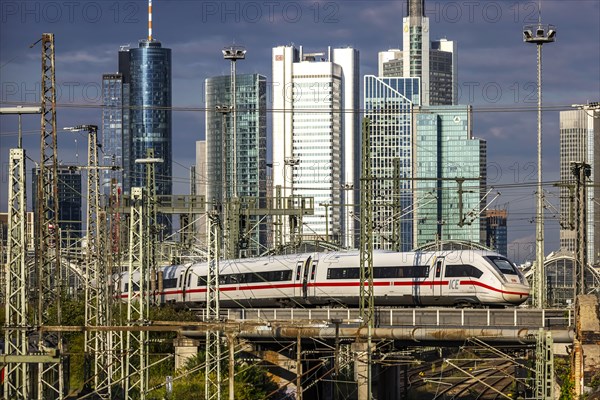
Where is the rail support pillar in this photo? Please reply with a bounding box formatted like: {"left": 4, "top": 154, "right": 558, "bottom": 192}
{"left": 352, "top": 341, "right": 374, "bottom": 400}
{"left": 173, "top": 338, "right": 199, "bottom": 371}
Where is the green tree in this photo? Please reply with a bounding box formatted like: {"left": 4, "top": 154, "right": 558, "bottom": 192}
{"left": 148, "top": 351, "right": 280, "bottom": 400}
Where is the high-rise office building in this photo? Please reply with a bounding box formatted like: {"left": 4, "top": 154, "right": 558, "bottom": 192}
{"left": 122, "top": 39, "right": 172, "bottom": 197}
{"left": 102, "top": 12, "right": 172, "bottom": 232}
{"left": 378, "top": 0, "right": 457, "bottom": 105}
{"left": 195, "top": 140, "right": 208, "bottom": 245}
{"left": 364, "top": 76, "right": 421, "bottom": 250}
{"left": 272, "top": 45, "right": 359, "bottom": 247}
{"left": 32, "top": 166, "right": 83, "bottom": 238}
{"left": 559, "top": 110, "right": 600, "bottom": 264}
{"left": 413, "top": 106, "right": 486, "bottom": 247}
{"left": 101, "top": 73, "right": 125, "bottom": 197}
{"left": 486, "top": 209, "right": 508, "bottom": 256}
{"left": 205, "top": 74, "right": 267, "bottom": 255}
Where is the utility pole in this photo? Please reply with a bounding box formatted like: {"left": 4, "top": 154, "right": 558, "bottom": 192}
{"left": 3, "top": 148, "right": 30, "bottom": 399}
{"left": 36, "top": 32, "right": 65, "bottom": 400}
{"left": 205, "top": 210, "right": 222, "bottom": 400}
{"left": 523, "top": 19, "right": 556, "bottom": 308}
{"left": 359, "top": 118, "right": 374, "bottom": 400}
{"left": 0, "top": 105, "right": 40, "bottom": 400}
{"left": 572, "top": 162, "right": 591, "bottom": 297}
{"left": 136, "top": 150, "right": 162, "bottom": 303}
{"left": 125, "top": 188, "right": 148, "bottom": 400}
{"left": 64, "top": 124, "right": 113, "bottom": 397}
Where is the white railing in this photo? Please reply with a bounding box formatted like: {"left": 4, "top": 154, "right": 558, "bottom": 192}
{"left": 200, "top": 307, "right": 573, "bottom": 328}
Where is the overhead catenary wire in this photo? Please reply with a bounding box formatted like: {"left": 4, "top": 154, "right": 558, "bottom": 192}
{"left": 0, "top": 100, "right": 584, "bottom": 114}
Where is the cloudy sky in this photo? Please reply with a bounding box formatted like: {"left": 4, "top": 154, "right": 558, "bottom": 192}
{"left": 1, "top": 0, "right": 599, "bottom": 262}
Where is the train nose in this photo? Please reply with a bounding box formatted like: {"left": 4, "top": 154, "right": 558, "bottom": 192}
{"left": 502, "top": 284, "right": 530, "bottom": 305}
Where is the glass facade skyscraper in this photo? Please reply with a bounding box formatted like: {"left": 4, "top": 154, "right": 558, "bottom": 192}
{"left": 486, "top": 209, "right": 508, "bottom": 256}
{"left": 205, "top": 74, "right": 267, "bottom": 255}
{"left": 559, "top": 110, "right": 600, "bottom": 264}
{"left": 413, "top": 105, "right": 486, "bottom": 247}
{"left": 125, "top": 40, "right": 172, "bottom": 198}
{"left": 32, "top": 166, "right": 83, "bottom": 238}
{"left": 364, "top": 76, "right": 420, "bottom": 250}
{"left": 101, "top": 73, "right": 125, "bottom": 197}
{"left": 379, "top": 1, "right": 457, "bottom": 106}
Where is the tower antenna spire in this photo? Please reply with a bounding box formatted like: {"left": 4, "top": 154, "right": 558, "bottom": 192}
{"left": 148, "top": 0, "right": 152, "bottom": 41}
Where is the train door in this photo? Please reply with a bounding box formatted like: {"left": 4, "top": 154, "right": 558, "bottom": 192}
{"left": 308, "top": 258, "right": 319, "bottom": 299}
{"left": 294, "top": 256, "right": 312, "bottom": 301}
{"left": 178, "top": 265, "right": 193, "bottom": 303}
{"left": 178, "top": 270, "right": 186, "bottom": 303}
{"left": 294, "top": 260, "right": 304, "bottom": 299}
{"left": 432, "top": 257, "right": 445, "bottom": 299}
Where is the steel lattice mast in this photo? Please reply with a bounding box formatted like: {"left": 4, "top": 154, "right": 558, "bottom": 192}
{"left": 359, "top": 118, "right": 374, "bottom": 399}
{"left": 4, "top": 148, "right": 30, "bottom": 399}
{"left": 64, "top": 125, "right": 112, "bottom": 397}
{"left": 36, "top": 32, "right": 64, "bottom": 400}
{"left": 205, "top": 210, "right": 222, "bottom": 400}
{"left": 125, "top": 188, "right": 148, "bottom": 399}
{"left": 140, "top": 149, "right": 159, "bottom": 304}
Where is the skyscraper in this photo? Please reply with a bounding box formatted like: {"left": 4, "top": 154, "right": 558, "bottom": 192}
{"left": 413, "top": 106, "right": 486, "bottom": 247}
{"left": 102, "top": 6, "right": 172, "bottom": 234}
{"left": 101, "top": 73, "right": 125, "bottom": 197}
{"left": 378, "top": 0, "right": 457, "bottom": 105}
{"left": 364, "top": 76, "right": 420, "bottom": 250}
{"left": 205, "top": 73, "right": 267, "bottom": 255}
{"left": 486, "top": 209, "right": 508, "bottom": 256}
{"left": 124, "top": 39, "right": 172, "bottom": 197}
{"left": 559, "top": 110, "right": 600, "bottom": 264}
{"left": 272, "top": 45, "right": 359, "bottom": 247}
{"left": 32, "top": 166, "right": 83, "bottom": 238}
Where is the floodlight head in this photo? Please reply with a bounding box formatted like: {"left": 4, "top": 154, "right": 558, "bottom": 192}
{"left": 222, "top": 45, "right": 246, "bottom": 61}
{"left": 523, "top": 24, "right": 556, "bottom": 44}
{"left": 215, "top": 105, "right": 232, "bottom": 113}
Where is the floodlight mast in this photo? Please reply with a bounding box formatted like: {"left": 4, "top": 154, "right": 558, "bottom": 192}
{"left": 222, "top": 45, "right": 246, "bottom": 199}
{"left": 523, "top": 21, "right": 556, "bottom": 308}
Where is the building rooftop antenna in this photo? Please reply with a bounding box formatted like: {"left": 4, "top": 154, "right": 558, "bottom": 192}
{"left": 148, "top": 0, "right": 153, "bottom": 41}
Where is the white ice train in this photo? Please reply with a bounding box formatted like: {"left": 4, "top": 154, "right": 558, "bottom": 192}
{"left": 119, "top": 249, "right": 530, "bottom": 308}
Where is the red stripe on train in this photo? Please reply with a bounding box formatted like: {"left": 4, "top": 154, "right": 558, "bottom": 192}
{"left": 120, "top": 280, "right": 528, "bottom": 298}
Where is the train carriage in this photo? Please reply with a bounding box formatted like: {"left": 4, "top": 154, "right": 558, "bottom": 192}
{"left": 118, "top": 249, "right": 529, "bottom": 308}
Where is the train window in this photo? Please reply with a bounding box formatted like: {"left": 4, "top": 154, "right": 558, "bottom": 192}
{"left": 486, "top": 256, "right": 518, "bottom": 275}
{"left": 197, "top": 276, "right": 207, "bottom": 286}
{"left": 310, "top": 263, "right": 317, "bottom": 280}
{"left": 238, "top": 270, "right": 292, "bottom": 283}
{"left": 296, "top": 263, "right": 302, "bottom": 280}
{"left": 435, "top": 261, "right": 442, "bottom": 278}
{"left": 123, "top": 283, "right": 128, "bottom": 292}
{"left": 163, "top": 278, "right": 178, "bottom": 289}
{"left": 373, "top": 266, "right": 429, "bottom": 278}
{"left": 445, "top": 265, "right": 483, "bottom": 279}
{"left": 327, "top": 268, "right": 360, "bottom": 279}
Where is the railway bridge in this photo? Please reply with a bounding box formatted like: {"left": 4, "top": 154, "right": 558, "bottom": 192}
{"left": 170, "top": 307, "right": 575, "bottom": 400}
